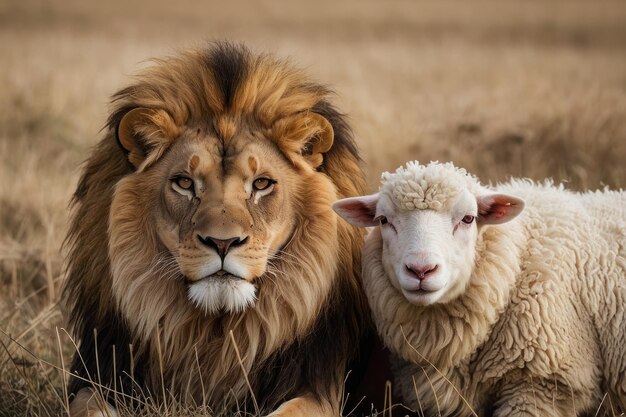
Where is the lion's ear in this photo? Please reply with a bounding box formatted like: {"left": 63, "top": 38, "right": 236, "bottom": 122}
{"left": 116, "top": 107, "right": 178, "bottom": 169}
{"left": 301, "top": 112, "right": 334, "bottom": 168}
{"left": 270, "top": 111, "right": 335, "bottom": 168}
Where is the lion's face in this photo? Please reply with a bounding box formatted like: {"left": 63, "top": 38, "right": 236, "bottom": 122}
{"left": 108, "top": 102, "right": 342, "bottom": 339}
{"left": 125, "top": 128, "right": 304, "bottom": 314}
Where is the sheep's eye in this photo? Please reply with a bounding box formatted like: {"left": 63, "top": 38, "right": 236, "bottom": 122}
{"left": 461, "top": 215, "right": 475, "bottom": 224}
{"left": 253, "top": 177, "right": 275, "bottom": 191}
{"left": 378, "top": 216, "right": 388, "bottom": 225}
{"left": 174, "top": 177, "right": 194, "bottom": 191}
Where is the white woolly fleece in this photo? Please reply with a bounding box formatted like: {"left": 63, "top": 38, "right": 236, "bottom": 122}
{"left": 365, "top": 162, "right": 626, "bottom": 416}
{"left": 380, "top": 161, "right": 480, "bottom": 211}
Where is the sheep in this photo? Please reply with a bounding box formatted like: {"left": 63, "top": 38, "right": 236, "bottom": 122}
{"left": 333, "top": 161, "right": 626, "bottom": 417}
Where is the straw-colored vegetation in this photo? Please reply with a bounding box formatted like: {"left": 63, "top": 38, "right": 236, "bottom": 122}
{"left": 1, "top": 0, "right": 625, "bottom": 416}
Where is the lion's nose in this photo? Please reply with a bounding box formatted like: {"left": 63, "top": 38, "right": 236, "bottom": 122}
{"left": 197, "top": 235, "right": 248, "bottom": 261}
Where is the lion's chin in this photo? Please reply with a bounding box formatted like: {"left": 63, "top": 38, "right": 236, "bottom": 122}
{"left": 187, "top": 276, "right": 257, "bottom": 315}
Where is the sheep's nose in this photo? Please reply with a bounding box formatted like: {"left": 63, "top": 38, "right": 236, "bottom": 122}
{"left": 405, "top": 263, "right": 439, "bottom": 280}
{"left": 197, "top": 235, "right": 248, "bottom": 261}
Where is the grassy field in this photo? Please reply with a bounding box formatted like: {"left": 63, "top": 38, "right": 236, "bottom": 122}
{"left": 1, "top": 0, "right": 625, "bottom": 415}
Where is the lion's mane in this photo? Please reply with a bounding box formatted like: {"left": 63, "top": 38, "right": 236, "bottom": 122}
{"left": 63, "top": 42, "right": 368, "bottom": 413}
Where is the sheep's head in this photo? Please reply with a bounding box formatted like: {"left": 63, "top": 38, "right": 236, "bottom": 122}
{"left": 334, "top": 161, "right": 524, "bottom": 306}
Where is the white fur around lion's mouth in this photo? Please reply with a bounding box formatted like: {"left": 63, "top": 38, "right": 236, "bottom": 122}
{"left": 187, "top": 275, "right": 257, "bottom": 315}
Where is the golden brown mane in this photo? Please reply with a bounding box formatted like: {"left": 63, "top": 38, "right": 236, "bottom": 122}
{"left": 63, "top": 42, "right": 368, "bottom": 415}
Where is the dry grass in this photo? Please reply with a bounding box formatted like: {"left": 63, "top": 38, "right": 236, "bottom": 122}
{"left": 0, "top": 0, "right": 624, "bottom": 415}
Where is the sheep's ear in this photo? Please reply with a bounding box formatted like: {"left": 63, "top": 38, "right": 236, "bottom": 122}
{"left": 477, "top": 193, "right": 525, "bottom": 225}
{"left": 333, "top": 194, "right": 379, "bottom": 227}
{"left": 116, "top": 107, "right": 178, "bottom": 169}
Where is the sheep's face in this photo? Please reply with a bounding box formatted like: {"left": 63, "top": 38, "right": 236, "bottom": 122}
{"left": 333, "top": 161, "right": 524, "bottom": 307}
{"left": 376, "top": 191, "right": 479, "bottom": 306}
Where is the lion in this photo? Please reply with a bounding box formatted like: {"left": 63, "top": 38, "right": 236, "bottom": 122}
{"left": 63, "top": 42, "right": 371, "bottom": 417}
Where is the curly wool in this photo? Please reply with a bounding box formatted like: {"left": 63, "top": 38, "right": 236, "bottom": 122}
{"left": 365, "top": 166, "right": 626, "bottom": 416}
{"left": 380, "top": 161, "right": 479, "bottom": 211}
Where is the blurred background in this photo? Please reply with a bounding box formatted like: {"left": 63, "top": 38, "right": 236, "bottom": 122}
{"left": 1, "top": 0, "right": 625, "bottom": 415}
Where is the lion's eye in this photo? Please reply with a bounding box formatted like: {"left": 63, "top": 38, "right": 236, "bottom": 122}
{"left": 174, "top": 177, "right": 194, "bottom": 191}
{"left": 461, "top": 215, "right": 475, "bottom": 224}
{"left": 378, "top": 216, "right": 388, "bottom": 225}
{"left": 253, "top": 177, "right": 275, "bottom": 191}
